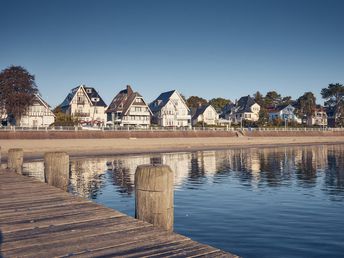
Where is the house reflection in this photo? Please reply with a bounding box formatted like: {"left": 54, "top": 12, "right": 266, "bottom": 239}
{"left": 22, "top": 144, "right": 344, "bottom": 200}
{"left": 69, "top": 159, "right": 108, "bottom": 199}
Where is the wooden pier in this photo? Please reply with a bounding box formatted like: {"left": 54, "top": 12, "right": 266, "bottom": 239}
{"left": 0, "top": 169, "right": 236, "bottom": 257}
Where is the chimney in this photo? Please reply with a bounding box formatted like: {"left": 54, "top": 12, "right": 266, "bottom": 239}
{"left": 127, "top": 85, "right": 133, "bottom": 95}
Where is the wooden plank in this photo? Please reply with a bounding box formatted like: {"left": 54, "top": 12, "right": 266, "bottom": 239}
{"left": 0, "top": 203, "right": 109, "bottom": 223}
{"left": 3, "top": 225, "right": 163, "bottom": 257}
{"left": 2, "top": 217, "right": 147, "bottom": 251}
{"left": 75, "top": 236, "right": 192, "bottom": 258}
{"left": 1, "top": 208, "right": 123, "bottom": 233}
{"left": 2, "top": 216, "right": 132, "bottom": 243}
{"left": 0, "top": 169, "right": 236, "bottom": 257}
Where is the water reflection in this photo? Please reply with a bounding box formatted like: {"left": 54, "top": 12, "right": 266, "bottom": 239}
{"left": 22, "top": 144, "right": 344, "bottom": 257}
{"left": 23, "top": 144, "right": 344, "bottom": 200}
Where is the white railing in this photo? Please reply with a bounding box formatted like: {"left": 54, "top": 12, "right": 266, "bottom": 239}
{"left": 0, "top": 125, "right": 343, "bottom": 132}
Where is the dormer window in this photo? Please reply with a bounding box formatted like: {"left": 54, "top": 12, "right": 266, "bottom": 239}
{"left": 86, "top": 89, "right": 92, "bottom": 93}
{"left": 91, "top": 97, "right": 99, "bottom": 102}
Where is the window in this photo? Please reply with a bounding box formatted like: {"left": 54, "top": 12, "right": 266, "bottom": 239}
{"left": 86, "top": 89, "right": 92, "bottom": 93}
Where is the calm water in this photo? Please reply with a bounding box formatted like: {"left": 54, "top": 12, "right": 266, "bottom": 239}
{"left": 23, "top": 145, "right": 344, "bottom": 258}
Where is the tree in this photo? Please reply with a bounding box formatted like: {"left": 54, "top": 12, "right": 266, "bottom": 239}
{"left": 0, "top": 66, "right": 38, "bottom": 125}
{"left": 321, "top": 83, "right": 344, "bottom": 126}
{"left": 264, "top": 91, "right": 282, "bottom": 107}
{"left": 186, "top": 96, "right": 208, "bottom": 109}
{"left": 53, "top": 105, "right": 79, "bottom": 126}
{"left": 208, "top": 97, "right": 231, "bottom": 113}
{"left": 281, "top": 96, "right": 293, "bottom": 105}
{"left": 254, "top": 91, "right": 264, "bottom": 106}
{"left": 257, "top": 107, "right": 269, "bottom": 127}
{"left": 296, "top": 92, "right": 316, "bottom": 120}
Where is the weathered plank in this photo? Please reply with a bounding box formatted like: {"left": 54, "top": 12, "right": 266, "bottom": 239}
{"left": 0, "top": 169, "right": 238, "bottom": 257}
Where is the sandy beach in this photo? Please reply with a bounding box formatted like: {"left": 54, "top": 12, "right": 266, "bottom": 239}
{"left": 1, "top": 136, "right": 344, "bottom": 161}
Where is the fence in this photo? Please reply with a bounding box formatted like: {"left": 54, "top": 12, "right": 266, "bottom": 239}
{"left": 0, "top": 125, "right": 343, "bottom": 132}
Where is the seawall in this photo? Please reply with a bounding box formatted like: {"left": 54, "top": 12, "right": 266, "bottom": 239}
{"left": 1, "top": 129, "right": 344, "bottom": 139}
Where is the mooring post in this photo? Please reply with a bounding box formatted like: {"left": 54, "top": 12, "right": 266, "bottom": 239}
{"left": 135, "top": 164, "right": 174, "bottom": 232}
{"left": 44, "top": 152, "right": 69, "bottom": 191}
{"left": 7, "top": 148, "right": 23, "bottom": 174}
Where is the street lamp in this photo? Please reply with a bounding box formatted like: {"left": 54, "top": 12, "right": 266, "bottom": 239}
{"left": 284, "top": 117, "right": 287, "bottom": 130}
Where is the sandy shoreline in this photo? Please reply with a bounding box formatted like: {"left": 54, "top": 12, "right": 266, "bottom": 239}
{"left": 1, "top": 136, "right": 344, "bottom": 162}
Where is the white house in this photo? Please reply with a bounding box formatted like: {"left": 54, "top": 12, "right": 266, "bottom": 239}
{"left": 60, "top": 85, "right": 107, "bottom": 126}
{"left": 149, "top": 90, "right": 191, "bottom": 127}
{"left": 19, "top": 94, "right": 55, "bottom": 127}
{"left": 307, "top": 107, "right": 328, "bottom": 127}
{"left": 268, "top": 104, "right": 300, "bottom": 123}
{"left": 222, "top": 95, "right": 260, "bottom": 124}
{"left": 192, "top": 104, "right": 219, "bottom": 126}
{"left": 106, "top": 85, "right": 152, "bottom": 128}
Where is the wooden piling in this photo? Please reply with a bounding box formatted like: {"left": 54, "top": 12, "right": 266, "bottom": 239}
{"left": 44, "top": 152, "right": 69, "bottom": 191}
{"left": 7, "top": 148, "right": 23, "bottom": 174}
{"left": 135, "top": 164, "right": 174, "bottom": 232}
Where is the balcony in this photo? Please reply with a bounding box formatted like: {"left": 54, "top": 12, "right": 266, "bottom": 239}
{"left": 74, "top": 112, "right": 90, "bottom": 117}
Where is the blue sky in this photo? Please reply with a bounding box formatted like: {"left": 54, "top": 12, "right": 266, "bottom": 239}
{"left": 1, "top": 0, "right": 343, "bottom": 107}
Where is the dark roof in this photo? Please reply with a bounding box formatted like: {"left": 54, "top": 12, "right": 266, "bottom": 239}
{"left": 236, "top": 95, "right": 257, "bottom": 112}
{"left": 60, "top": 85, "right": 107, "bottom": 109}
{"left": 192, "top": 105, "right": 211, "bottom": 120}
{"left": 106, "top": 85, "right": 150, "bottom": 116}
{"left": 84, "top": 87, "right": 107, "bottom": 107}
{"left": 149, "top": 90, "right": 176, "bottom": 113}
{"left": 221, "top": 103, "right": 235, "bottom": 116}
{"left": 268, "top": 104, "right": 291, "bottom": 113}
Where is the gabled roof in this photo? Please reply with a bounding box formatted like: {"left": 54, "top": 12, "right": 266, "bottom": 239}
{"left": 26, "top": 94, "right": 56, "bottom": 117}
{"left": 60, "top": 85, "right": 107, "bottom": 109}
{"left": 106, "top": 85, "right": 151, "bottom": 116}
{"left": 192, "top": 104, "right": 215, "bottom": 120}
{"left": 84, "top": 86, "right": 107, "bottom": 107}
{"left": 268, "top": 104, "right": 294, "bottom": 113}
{"left": 236, "top": 95, "right": 257, "bottom": 112}
{"left": 221, "top": 103, "right": 235, "bottom": 116}
{"left": 149, "top": 90, "right": 189, "bottom": 113}
{"left": 34, "top": 94, "right": 51, "bottom": 109}
{"left": 149, "top": 90, "right": 175, "bottom": 113}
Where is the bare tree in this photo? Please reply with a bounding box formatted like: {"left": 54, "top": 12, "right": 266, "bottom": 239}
{"left": 0, "top": 66, "right": 38, "bottom": 125}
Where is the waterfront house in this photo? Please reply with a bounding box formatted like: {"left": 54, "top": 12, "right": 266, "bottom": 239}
{"left": 149, "top": 90, "right": 191, "bottom": 127}
{"left": 268, "top": 104, "right": 300, "bottom": 123}
{"left": 0, "top": 105, "right": 7, "bottom": 126}
{"left": 59, "top": 85, "right": 107, "bottom": 126}
{"left": 221, "top": 95, "right": 260, "bottom": 124}
{"left": 192, "top": 104, "right": 219, "bottom": 126}
{"left": 307, "top": 106, "right": 328, "bottom": 126}
{"left": 106, "top": 85, "right": 152, "bottom": 128}
{"left": 0, "top": 94, "right": 55, "bottom": 127}
{"left": 19, "top": 94, "right": 55, "bottom": 127}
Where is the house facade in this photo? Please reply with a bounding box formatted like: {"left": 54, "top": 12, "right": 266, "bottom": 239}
{"left": 106, "top": 85, "right": 151, "bottom": 128}
{"left": 149, "top": 90, "right": 191, "bottom": 127}
{"left": 268, "top": 104, "right": 300, "bottom": 123}
{"left": 192, "top": 104, "right": 219, "bottom": 126}
{"left": 60, "top": 85, "right": 107, "bottom": 126}
{"left": 19, "top": 94, "right": 55, "bottom": 127}
{"left": 222, "top": 96, "right": 260, "bottom": 124}
{"left": 307, "top": 107, "right": 328, "bottom": 126}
